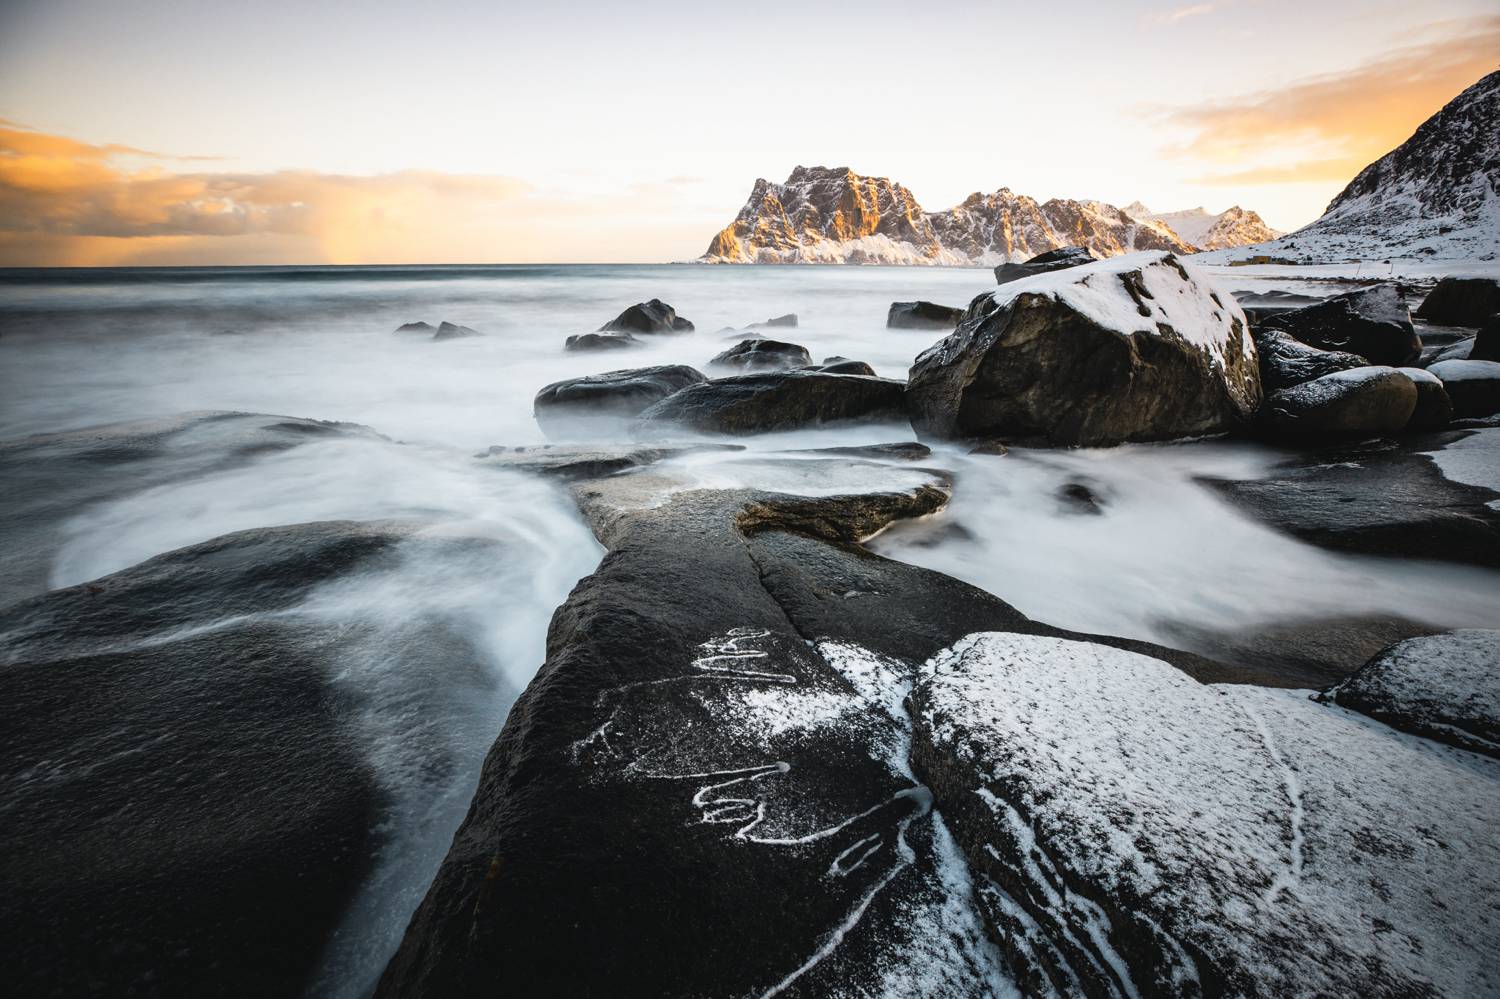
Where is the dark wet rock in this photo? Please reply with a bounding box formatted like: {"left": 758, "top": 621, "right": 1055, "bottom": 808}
{"left": 534, "top": 365, "right": 707, "bottom": 437}
{"left": 911, "top": 631, "right": 1500, "bottom": 999}
{"left": 1472, "top": 314, "right": 1500, "bottom": 361}
{"left": 788, "top": 442, "right": 932, "bottom": 461}
{"left": 708, "top": 337, "right": 813, "bottom": 373}
{"left": 751, "top": 313, "right": 798, "bottom": 328}
{"left": 1202, "top": 431, "right": 1500, "bottom": 567}
{"left": 1421, "top": 335, "right": 1474, "bottom": 365}
{"left": 1397, "top": 366, "right": 1455, "bottom": 429}
{"left": 1056, "top": 480, "right": 1106, "bottom": 515}
{"left": 394, "top": 321, "right": 437, "bottom": 335}
{"left": 1253, "top": 327, "right": 1366, "bottom": 392}
{"left": 1416, "top": 277, "right": 1500, "bottom": 327}
{"left": 887, "top": 301, "right": 965, "bottom": 329}
{"left": 375, "top": 458, "right": 1255, "bottom": 999}
{"left": 636, "top": 370, "right": 908, "bottom": 436}
{"left": 908, "top": 253, "right": 1261, "bottom": 447}
{"left": 993, "top": 245, "right": 1096, "bottom": 285}
{"left": 0, "top": 412, "right": 385, "bottom": 609}
{"left": 0, "top": 519, "right": 500, "bottom": 998}
{"left": 1260, "top": 283, "right": 1420, "bottom": 366}
{"left": 433, "top": 321, "right": 481, "bottom": 341}
{"left": 564, "top": 331, "right": 640, "bottom": 352}
{"left": 600, "top": 298, "right": 694, "bottom": 335}
{"left": 1233, "top": 289, "right": 1324, "bottom": 326}
{"left": 812, "top": 358, "right": 878, "bottom": 376}
{"left": 478, "top": 443, "right": 741, "bottom": 481}
{"left": 1323, "top": 630, "right": 1500, "bottom": 758}
{"left": 1429, "top": 358, "right": 1500, "bottom": 418}
{"left": 1257, "top": 366, "right": 1417, "bottom": 437}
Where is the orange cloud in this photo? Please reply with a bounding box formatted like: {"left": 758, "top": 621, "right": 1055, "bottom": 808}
{"left": 1161, "top": 16, "right": 1500, "bottom": 187}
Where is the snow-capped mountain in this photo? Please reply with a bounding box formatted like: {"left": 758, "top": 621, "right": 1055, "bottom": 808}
{"left": 701, "top": 167, "right": 1208, "bottom": 265}
{"left": 1123, "top": 203, "right": 1281, "bottom": 251}
{"left": 1201, "top": 70, "right": 1500, "bottom": 263}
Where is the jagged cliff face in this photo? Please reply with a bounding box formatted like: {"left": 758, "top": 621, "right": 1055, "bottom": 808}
{"left": 701, "top": 167, "right": 1262, "bottom": 265}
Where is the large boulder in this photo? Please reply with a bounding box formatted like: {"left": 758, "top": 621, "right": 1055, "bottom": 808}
{"left": 1258, "top": 366, "right": 1418, "bottom": 437}
{"left": 565, "top": 331, "right": 639, "bottom": 352}
{"left": 888, "top": 301, "right": 965, "bottom": 329}
{"left": 1253, "top": 327, "right": 1366, "bottom": 392}
{"left": 600, "top": 298, "right": 694, "bottom": 335}
{"left": 993, "top": 246, "right": 1095, "bottom": 285}
{"left": 534, "top": 365, "right": 707, "bottom": 436}
{"left": 1396, "top": 366, "right": 1455, "bottom": 429}
{"left": 708, "top": 337, "right": 812, "bottom": 373}
{"left": 1416, "top": 277, "right": 1500, "bottom": 327}
{"left": 911, "top": 631, "right": 1500, "bottom": 998}
{"left": 1324, "top": 630, "right": 1499, "bottom": 758}
{"left": 1260, "top": 283, "right": 1420, "bottom": 366}
{"left": 1428, "top": 359, "right": 1500, "bottom": 418}
{"left": 1472, "top": 313, "right": 1500, "bottom": 361}
{"left": 907, "top": 252, "right": 1261, "bottom": 447}
{"left": 636, "top": 370, "right": 908, "bottom": 436}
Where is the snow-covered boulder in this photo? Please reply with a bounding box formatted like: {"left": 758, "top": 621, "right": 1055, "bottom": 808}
{"left": 1395, "top": 366, "right": 1455, "bottom": 429}
{"left": 1428, "top": 358, "right": 1500, "bottom": 418}
{"left": 1416, "top": 277, "right": 1500, "bottom": 328}
{"left": 1260, "top": 284, "right": 1420, "bottom": 366}
{"left": 911, "top": 631, "right": 1500, "bottom": 999}
{"left": 1258, "top": 366, "right": 1417, "bottom": 436}
{"left": 906, "top": 252, "right": 1260, "bottom": 447}
{"left": 1324, "top": 630, "right": 1499, "bottom": 758}
{"left": 1253, "top": 327, "right": 1366, "bottom": 392}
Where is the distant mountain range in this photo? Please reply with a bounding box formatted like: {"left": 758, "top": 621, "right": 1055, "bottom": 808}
{"left": 699, "top": 167, "right": 1279, "bottom": 265}
{"left": 1199, "top": 70, "right": 1500, "bottom": 264}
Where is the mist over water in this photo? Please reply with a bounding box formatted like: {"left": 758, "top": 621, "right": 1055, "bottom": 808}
{"left": 3, "top": 263, "right": 1499, "bottom": 994}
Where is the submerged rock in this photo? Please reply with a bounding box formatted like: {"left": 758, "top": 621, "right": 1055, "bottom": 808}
{"left": 812, "top": 358, "right": 878, "bottom": 376}
{"left": 751, "top": 313, "right": 798, "bottom": 328}
{"left": 887, "top": 301, "right": 965, "bottom": 329}
{"left": 433, "top": 321, "right": 481, "bottom": 341}
{"left": 1258, "top": 366, "right": 1417, "bottom": 437}
{"left": 534, "top": 365, "right": 707, "bottom": 436}
{"left": 394, "top": 321, "right": 437, "bottom": 335}
{"left": 1416, "top": 277, "right": 1500, "bottom": 327}
{"left": 1428, "top": 358, "right": 1500, "bottom": 417}
{"left": 565, "top": 331, "right": 640, "bottom": 352}
{"left": 912, "top": 631, "right": 1500, "bottom": 999}
{"left": 636, "top": 370, "right": 908, "bottom": 436}
{"left": 993, "top": 246, "right": 1095, "bottom": 285}
{"left": 1260, "top": 283, "right": 1420, "bottom": 366}
{"left": 708, "top": 337, "right": 813, "bottom": 372}
{"left": 1324, "top": 630, "right": 1500, "bottom": 758}
{"left": 908, "top": 252, "right": 1261, "bottom": 447}
{"left": 600, "top": 298, "right": 694, "bottom": 335}
{"left": 1253, "top": 326, "right": 1366, "bottom": 393}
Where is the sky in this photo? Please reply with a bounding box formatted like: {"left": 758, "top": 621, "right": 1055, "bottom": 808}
{"left": 0, "top": 0, "right": 1496, "bottom": 265}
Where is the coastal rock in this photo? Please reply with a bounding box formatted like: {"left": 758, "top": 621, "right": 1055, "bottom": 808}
{"left": 887, "top": 301, "right": 965, "bottom": 329}
{"left": 1421, "top": 336, "right": 1473, "bottom": 365}
{"left": 911, "top": 631, "right": 1500, "bottom": 999}
{"left": 1416, "top": 277, "right": 1500, "bottom": 327}
{"left": 1253, "top": 327, "right": 1366, "bottom": 392}
{"left": 636, "top": 370, "right": 908, "bottom": 436}
{"left": 813, "top": 358, "right": 878, "bottom": 376}
{"left": 479, "top": 443, "right": 743, "bottom": 481}
{"left": 394, "top": 321, "right": 437, "bottom": 335}
{"left": 565, "top": 331, "right": 640, "bottom": 352}
{"left": 1258, "top": 367, "right": 1417, "bottom": 437}
{"left": 1260, "top": 283, "right": 1421, "bottom": 366}
{"left": 433, "top": 321, "right": 481, "bottom": 340}
{"left": 0, "top": 519, "right": 497, "bottom": 997}
{"left": 752, "top": 313, "right": 798, "bottom": 328}
{"left": 1472, "top": 313, "right": 1500, "bottom": 360}
{"left": 1429, "top": 358, "right": 1500, "bottom": 417}
{"left": 1325, "top": 630, "right": 1500, "bottom": 758}
{"left": 708, "top": 337, "right": 813, "bottom": 373}
{"left": 600, "top": 298, "right": 694, "bottom": 335}
{"left": 534, "top": 365, "right": 707, "bottom": 436}
{"left": 1396, "top": 366, "right": 1455, "bottom": 429}
{"left": 992, "top": 246, "right": 1096, "bottom": 285}
{"left": 907, "top": 252, "right": 1261, "bottom": 447}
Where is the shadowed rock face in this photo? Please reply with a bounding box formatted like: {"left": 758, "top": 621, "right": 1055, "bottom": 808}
{"left": 1428, "top": 359, "right": 1500, "bottom": 418}
{"left": 908, "top": 254, "right": 1261, "bottom": 447}
{"left": 1417, "top": 278, "right": 1500, "bottom": 328}
{"left": 1253, "top": 327, "right": 1366, "bottom": 393}
{"left": 887, "top": 301, "right": 964, "bottom": 329}
{"left": 635, "top": 370, "right": 909, "bottom": 436}
{"left": 992, "top": 246, "right": 1096, "bottom": 286}
{"left": 1258, "top": 367, "right": 1418, "bottom": 437}
{"left": 1261, "top": 284, "right": 1420, "bottom": 366}
{"left": 599, "top": 298, "right": 694, "bottom": 334}
{"left": 373, "top": 458, "right": 1246, "bottom": 999}
{"left": 0, "top": 519, "right": 488, "bottom": 998}
{"left": 533, "top": 365, "right": 707, "bottom": 437}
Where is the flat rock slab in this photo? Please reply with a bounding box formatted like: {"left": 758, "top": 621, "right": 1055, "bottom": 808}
{"left": 912, "top": 631, "right": 1500, "bottom": 998}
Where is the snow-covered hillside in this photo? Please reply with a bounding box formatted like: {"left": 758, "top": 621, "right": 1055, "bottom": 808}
{"left": 1125, "top": 203, "right": 1281, "bottom": 251}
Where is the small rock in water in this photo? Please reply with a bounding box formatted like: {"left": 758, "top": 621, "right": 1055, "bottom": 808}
{"left": 707, "top": 338, "right": 812, "bottom": 373}
{"left": 887, "top": 301, "right": 964, "bottom": 329}
{"left": 534, "top": 365, "right": 707, "bottom": 436}
{"left": 749, "top": 313, "right": 797, "bottom": 328}
{"left": 599, "top": 298, "right": 694, "bottom": 335}
{"left": 394, "top": 321, "right": 436, "bottom": 335}
{"left": 432, "top": 321, "right": 481, "bottom": 341}
{"left": 565, "top": 331, "right": 640, "bottom": 352}
{"left": 1056, "top": 480, "right": 1106, "bottom": 515}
